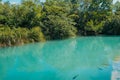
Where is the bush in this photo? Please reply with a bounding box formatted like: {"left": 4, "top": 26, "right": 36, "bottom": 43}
{"left": 28, "top": 27, "right": 46, "bottom": 42}
{"left": 85, "top": 20, "right": 104, "bottom": 35}
{"left": 0, "top": 26, "right": 45, "bottom": 47}
{"left": 42, "top": 15, "right": 77, "bottom": 40}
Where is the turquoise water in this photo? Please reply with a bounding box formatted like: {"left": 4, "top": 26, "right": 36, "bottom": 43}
{"left": 0, "top": 37, "right": 120, "bottom": 80}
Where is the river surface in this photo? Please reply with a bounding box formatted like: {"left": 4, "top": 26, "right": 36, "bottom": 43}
{"left": 0, "top": 37, "right": 120, "bottom": 80}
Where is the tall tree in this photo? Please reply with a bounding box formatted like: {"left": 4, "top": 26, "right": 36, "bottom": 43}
{"left": 78, "top": 0, "right": 113, "bottom": 35}
{"left": 41, "top": 1, "right": 77, "bottom": 39}
{"left": 114, "top": 1, "right": 120, "bottom": 15}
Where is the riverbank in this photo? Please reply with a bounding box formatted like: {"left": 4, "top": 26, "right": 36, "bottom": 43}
{"left": 0, "top": 25, "right": 120, "bottom": 47}
{"left": 0, "top": 26, "right": 46, "bottom": 47}
{"left": 1, "top": 34, "right": 120, "bottom": 47}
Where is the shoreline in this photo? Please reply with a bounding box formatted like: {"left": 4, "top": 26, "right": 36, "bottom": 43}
{"left": 1, "top": 35, "right": 120, "bottom": 48}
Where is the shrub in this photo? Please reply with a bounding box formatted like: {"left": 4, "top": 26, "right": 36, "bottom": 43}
{"left": 28, "top": 27, "right": 46, "bottom": 42}
{"left": 0, "top": 26, "right": 45, "bottom": 47}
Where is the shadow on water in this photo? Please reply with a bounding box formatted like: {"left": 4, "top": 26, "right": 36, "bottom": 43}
{"left": 0, "top": 37, "right": 120, "bottom": 80}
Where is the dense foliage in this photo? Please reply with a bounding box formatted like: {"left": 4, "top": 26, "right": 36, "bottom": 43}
{"left": 0, "top": 0, "right": 120, "bottom": 47}
{"left": 0, "top": 26, "right": 45, "bottom": 47}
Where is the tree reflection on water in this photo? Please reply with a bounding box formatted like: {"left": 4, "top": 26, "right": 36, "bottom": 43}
{"left": 0, "top": 37, "right": 120, "bottom": 80}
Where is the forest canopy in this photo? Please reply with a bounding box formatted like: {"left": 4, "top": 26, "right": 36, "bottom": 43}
{"left": 0, "top": 0, "right": 120, "bottom": 47}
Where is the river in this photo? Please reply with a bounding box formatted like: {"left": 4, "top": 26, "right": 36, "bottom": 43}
{"left": 0, "top": 37, "right": 120, "bottom": 80}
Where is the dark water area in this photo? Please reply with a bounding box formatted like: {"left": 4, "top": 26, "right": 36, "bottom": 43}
{"left": 0, "top": 37, "right": 120, "bottom": 80}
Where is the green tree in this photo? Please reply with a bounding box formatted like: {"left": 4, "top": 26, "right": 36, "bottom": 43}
{"left": 0, "top": 1, "right": 11, "bottom": 26}
{"left": 114, "top": 1, "right": 120, "bottom": 15}
{"left": 78, "top": 0, "right": 113, "bottom": 35}
{"left": 41, "top": 1, "right": 77, "bottom": 39}
{"left": 102, "top": 1, "right": 120, "bottom": 35}
{"left": 103, "top": 15, "right": 120, "bottom": 35}
{"left": 0, "top": 0, "right": 44, "bottom": 28}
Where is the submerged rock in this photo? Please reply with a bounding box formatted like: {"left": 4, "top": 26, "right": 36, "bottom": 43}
{"left": 72, "top": 74, "right": 79, "bottom": 80}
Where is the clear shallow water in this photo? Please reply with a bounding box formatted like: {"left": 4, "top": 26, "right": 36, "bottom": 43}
{"left": 0, "top": 37, "right": 120, "bottom": 80}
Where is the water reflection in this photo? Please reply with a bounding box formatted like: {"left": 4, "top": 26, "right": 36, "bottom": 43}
{"left": 112, "top": 55, "right": 120, "bottom": 80}
{"left": 0, "top": 37, "right": 120, "bottom": 80}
